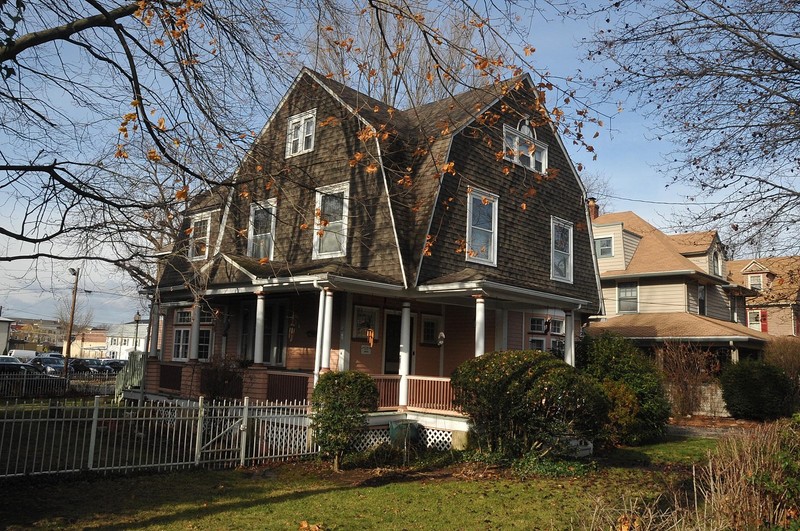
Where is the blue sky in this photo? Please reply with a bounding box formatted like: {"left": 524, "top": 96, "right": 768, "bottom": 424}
{"left": 0, "top": 9, "right": 693, "bottom": 325}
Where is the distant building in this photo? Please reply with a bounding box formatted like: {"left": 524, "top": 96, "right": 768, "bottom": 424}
{"left": 106, "top": 321, "right": 146, "bottom": 360}
{"left": 8, "top": 318, "right": 62, "bottom": 352}
{"left": 63, "top": 328, "right": 108, "bottom": 359}
{"left": 0, "top": 317, "right": 11, "bottom": 354}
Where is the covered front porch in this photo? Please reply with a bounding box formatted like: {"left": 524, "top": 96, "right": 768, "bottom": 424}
{"left": 141, "top": 272, "right": 591, "bottom": 415}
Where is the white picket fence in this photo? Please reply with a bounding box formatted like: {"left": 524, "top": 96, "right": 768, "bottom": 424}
{"left": 0, "top": 396, "right": 316, "bottom": 478}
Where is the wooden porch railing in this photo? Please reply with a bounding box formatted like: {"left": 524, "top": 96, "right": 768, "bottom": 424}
{"left": 407, "top": 376, "right": 456, "bottom": 412}
{"left": 266, "top": 371, "right": 312, "bottom": 402}
{"left": 371, "top": 375, "right": 401, "bottom": 409}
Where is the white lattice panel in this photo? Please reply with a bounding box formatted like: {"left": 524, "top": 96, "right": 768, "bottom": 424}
{"left": 353, "top": 428, "right": 390, "bottom": 452}
{"left": 420, "top": 427, "right": 452, "bottom": 451}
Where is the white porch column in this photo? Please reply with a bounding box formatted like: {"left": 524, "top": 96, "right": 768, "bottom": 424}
{"left": 474, "top": 295, "right": 485, "bottom": 357}
{"left": 398, "top": 301, "right": 412, "bottom": 407}
{"left": 564, "top": 310, "right": 576, "bottom": 367}
{"left": 320, "top": 289, "right": 334, "bottom": 372}
{"left": 149, "top": 302, "right": 160, "bottom": 359}
{"left": 495, "top": 308, "right": 508, "bottom": 351}
{"left": 189, "top": 302, "right": 200, "bottom": 361}
{"left": 254, "top": 292, "right": 266, "bottom": 365}
{"left": 313, "top": 288, "right": 327, "bottom": 384}
{"left": 730, "top": 341, "right": 740, "bottom": 363}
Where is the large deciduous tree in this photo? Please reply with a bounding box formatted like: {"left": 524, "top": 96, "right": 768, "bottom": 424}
{"left": 586, "top": 0, "right": 800, "bottom": 255}
{"left": 1, "top": 0, "right": 602, "bottom": 291}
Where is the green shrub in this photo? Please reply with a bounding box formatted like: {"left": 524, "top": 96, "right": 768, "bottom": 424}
{"left": 719, "top": 359, "right": 793, "bottom": 420}
{"left": 451, "top": 350, "right": 609, "bottom": 458}
{"left": 311, "top": 371, "right": 379, "bottom": 471}
{"left": 577, "top": 333, "right": 671, "bottom": 445}
{"left": 763, "top": 337, "right": 800, "bottom": 411}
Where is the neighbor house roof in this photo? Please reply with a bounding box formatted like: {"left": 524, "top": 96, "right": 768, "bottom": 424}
{"left": 727, "top": 256, "right": 800, "bottom": 306}
{"left": 668, "top": 231, "right": 717, "bottom": 255}
{"left": 592, "top": 211, "right": 714, "bottom": 279}
{"left": 587, "top": 312, "right": 770, "bottom": 344}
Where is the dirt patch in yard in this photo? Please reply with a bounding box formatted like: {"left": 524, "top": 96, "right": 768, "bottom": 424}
{"left": 668, "top": 415, "right": 762, "bottom": 438}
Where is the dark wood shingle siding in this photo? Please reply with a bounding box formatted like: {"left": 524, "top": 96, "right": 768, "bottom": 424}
{"left": 417, "top": 95, "right": 600, "bottom": 311}
{"left": 218, "top": 73, "right": 405, "bottom": 284}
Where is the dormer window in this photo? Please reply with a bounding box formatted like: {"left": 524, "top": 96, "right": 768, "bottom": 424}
{"left": 749, "top": 274, "right": 763, "bottom": 290}
{"left": 503, "top": 122, "right": 548, "bottom": 173}
{"left": 188, "top": 213, "right": 211, "bottom": 261}
{"left": 712, "top": 251, "right": 721, "bottom": 276}
{"left": 286, "top": 109, "right": 316, "bottom": 158}
{"left": 248, "top": 199, "right": 277, "bottom": 260}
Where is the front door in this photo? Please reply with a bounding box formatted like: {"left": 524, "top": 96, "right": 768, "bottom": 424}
{"left": 384, "top": 313, "right": 415, "bottom": 375}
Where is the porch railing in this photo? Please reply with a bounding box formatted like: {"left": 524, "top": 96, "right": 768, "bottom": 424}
{"left": 371, "top": 375, "right": 401, "bottom": 409}
{"left": 407, "top": 376, "right": 456, "bottom": 412}
{"left": 266, "top": 371, "right": 312, "bottom": 402}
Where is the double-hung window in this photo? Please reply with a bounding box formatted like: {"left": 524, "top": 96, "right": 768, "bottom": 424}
{"left": 530, "top": 318, "right": 546, "bottom": 333}
{"left": 313, "top": 182, "right": 349, "bottom": 259}
{"left": 188, "top": 213, "right": 211, "bottom": 260}
{"left": 551, "top": 217, "right": 573, "bottom": 282}
{"left": 172, "top": 308, "right": 214, "bottom": 362}
{"left": 749, "top": 274, "right": 763, "bottom": 290}
{"left": 466, "top": 188, "right": 498, "bottom": 266}
{"left": 503, "top": 124, "right": 548, "bottom": 173}
{"left": 549, "top": 319, "right": 564, "bottom": 335}
{"left": 248, "top": 199, "right": 277, "bottom": 260}
{"left": 594, "top": 237, "right": 613, "bottom": 258}
{"left": 618, "top": 282, "right": 638, "bottom": 313}
{"left": 286, "top": 109, "right": 316, "bottom": 157}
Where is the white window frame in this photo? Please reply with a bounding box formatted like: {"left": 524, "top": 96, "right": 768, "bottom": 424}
{"left": 748, "top": 310, "right": 761, "bottom": 331}
{"left": 420, "top": 315, "right": 444, "bottom": 346}
{"left": 712, "top": 251, "right": 721, "bottom": 276}
{"left": 503, "top": 124, "right": 548, "bottom": 173}
{"left": 173, "top": 329, "right": 190, "bottom": 361}
{"left": 550, "top": 338, "right": 566, "bottom": 357}
{"left": 248, "top": 199, "right": 277, "bottom": 260}
{"left": 749, "top": 274, "right": 763, "bottom": 290}
{"left": 529, "top": 337, "right": 546, "bottom": 350}
{"left": 313, "top": 182, "right": 349, "bottom": 259}
{"left": 466, "top": 188, "right": 499, "bottom": 266}
{"left": 549, "top": 319, "right": 564, "bottom": 335}
{"left": 618, "top": 282, "right": 639, "bottom": 313}
{"left": 285, "top": 109, "right": 316, "bottom": 158}
{"left": 188, "top": 212, "right": 211, "bottom": 261}
{"left": 551, "top": 217, "right": 573, "bottom": 283}
{"left": 595, "top": 236, "right": 613, "bottom": 258}
{"left": 529, "top": 317, "right": 546, "bottom": 333}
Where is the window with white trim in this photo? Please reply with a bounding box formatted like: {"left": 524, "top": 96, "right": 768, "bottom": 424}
{"left": 503, "top": 124, "right": 548, "bottom": 173}
{"left": 173, "top": 329, "right": 190, "bottom": 360}
{"left": 549, "top": 319, "right": 564, "bottom": 335}
{"left": 618, "top": 282, "right": 638, "bottom": 313}
{"left": 748, "top": 310, "right": 761, "bottom": 331}
{"left": 466, "top": 188, "right": 498, "bottom": 266}
{"left": 749, "top": 274, "right": 763, "bottom": 290}
{"left": 285, "top": 109, "right": 316, "bottom": 157}
{"left": 712, "top": 251, "right": 721, "bottom": 276}
{"left": 594, "top": 237, "right": 613, "bottom": 258}
{"left": 551, "top": 338, "right": 565, "bottom": 357}
{"left": 551, "top": 217, "right": 573, "bottom": 282}
{"left": 188, "top": 213, "right": 211, "bottom": 260}
{"left": 313, "top": 182, "right": 349, "bottom": 259}
{"left": 421, "top": 315, "right": 443, "bottom": 345}
{"left": 530, "top": 318, "right": 546, "bottom": 333}
{"left": 248, "top": 199, "right": 277, "bottom": 260}
{"left": 529, "top": 337, "right": 546, "bottom": 350}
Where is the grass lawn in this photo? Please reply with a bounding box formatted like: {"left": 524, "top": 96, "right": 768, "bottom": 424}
{"left": 0, "top": 436, "right": 718, "bottom": 530}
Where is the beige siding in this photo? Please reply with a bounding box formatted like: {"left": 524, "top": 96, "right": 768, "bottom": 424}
{"left": 764, "top": 306, "right": 797, "bottom": 336}
{"left": 622, "top": 230, "right": 640, "bottom": 268}
{"left": 687, "top": 255, "right": 709, "bottom": 274}
{"left": 687, "top": 282, "right": 698, "bottom": 314}
{"left": 639, "top": 279, "right": 687, "bottom": 313}
{"left": 602, "top": 285, "right": 617, "bottom": 314}
{"left": 706, "top": 285, "right": 731, "bottom": 321}
{"left": 593, "top": 224, "right": 626, "bottom": 273}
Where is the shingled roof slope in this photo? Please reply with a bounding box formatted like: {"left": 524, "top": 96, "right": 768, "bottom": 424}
{"left": 587, "top": 312, "right": 770, "bottom": 342}
{"left": 669, "top": 231, "right": 717, "bottom": 254}
{"left": 727, "top": 256, "right": 800, "bottom": 305}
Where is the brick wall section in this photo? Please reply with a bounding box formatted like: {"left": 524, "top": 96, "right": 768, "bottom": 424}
{"left": 144, "top": 358, "right": 160, "bottom": 395}
{"left": 180, "top": 363, "right": 202, "bottom": 397}
{"left": 242, "top": 365, "right": 269, "bottom": 400}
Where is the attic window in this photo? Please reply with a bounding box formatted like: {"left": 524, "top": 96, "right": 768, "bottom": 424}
{"left": 503, "top": 123, "right": 548, "bottom": 173}
{"left": 313, "top": 182, "right": 349, "bottom": 259}
{"left": 286, "top": 109, "right": 316, "bottom": 158}
{"left": 749, "top": 274, "right": 763, "bottom": 290}
{"left": 712, "top": 251, "right": 721, "bottom": 276}
{"left": 466, "top": 188, "right": 498, "bottom": 266}
{"left": 551, "top": 216, "right": 573, "bottom": 283}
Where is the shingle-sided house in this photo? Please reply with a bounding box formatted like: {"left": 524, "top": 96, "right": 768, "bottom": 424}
{"left": 139, "top": 68, "right": 602, "bottom": 413}
{"left": 587, "top": 209, "right": 768, "bottom": 360}
{"left": 727, "top": 256, "right": 800, "bottom": 337}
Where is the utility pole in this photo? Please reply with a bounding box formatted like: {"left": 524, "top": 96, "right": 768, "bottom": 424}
{"left": 64, "top": 268, "right": 79, "bottom": 377}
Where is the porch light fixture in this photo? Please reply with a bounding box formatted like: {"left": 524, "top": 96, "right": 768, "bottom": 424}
{"left": 366, "top": 327, "right": 375, "bottom": 347}
{"left": 437, "top": 332, "right": 446, "bottom": 347}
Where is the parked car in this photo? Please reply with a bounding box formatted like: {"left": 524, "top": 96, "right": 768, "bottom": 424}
{"left": 81, "top": 358, "right": 114, "bottom": 374}
{"left": 100, "top": 359, "right": 127, "bottom": 372}
{"left": 27, "top": 356, "right": 69, "bottom": 375}
{"left": 68, "top": 359, "right": 91, "bottom": 373}
{"left": 0, "top": 355, "right": 27, "bottom": 373}
{"left": 8, "top": 349, "right": 38, "bottom": 362}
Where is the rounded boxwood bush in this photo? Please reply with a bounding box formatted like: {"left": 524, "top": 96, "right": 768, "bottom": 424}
{"left": 577, "top": 333, "right": 671, "bottom": 445}
{"left": 311, "top": 371, "right": 379, "bottom": 471}
{"left": 451, "top": 349, "right": 609, "bottom": 458}
{"left": 720, "top": 359, "right": 793, "bottom": 420}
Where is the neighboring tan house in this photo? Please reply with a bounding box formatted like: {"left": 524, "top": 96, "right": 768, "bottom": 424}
{"left": 727, "top": 256, "right": 800, "bottom": 337}
{"left": 587, "top": 208, "right": 767, "bottom": 360}
{"left": 62, "top": 328, "right": 108, "bottom": 359}
{"left": 136, "top": 67, "right": 603, "bottom": 413}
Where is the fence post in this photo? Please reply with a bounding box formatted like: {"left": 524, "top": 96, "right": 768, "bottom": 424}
{"left": 87, "top": 396, "right": 101, "bottom": 470}
{"left": 239, "top": 396, "right": 249, "bottom": 467}
{"left": 194, "top": 396, "right": 204, "bottom": 466}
